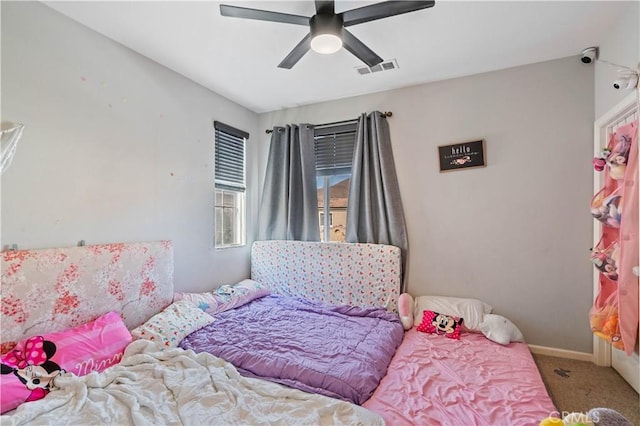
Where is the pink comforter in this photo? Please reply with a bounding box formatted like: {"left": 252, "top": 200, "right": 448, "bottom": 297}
{"left": 363, "top": 329, "right": 556, "bottom": 426}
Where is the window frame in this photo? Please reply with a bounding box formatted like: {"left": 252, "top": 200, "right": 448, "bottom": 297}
{"left": 214, "top": 121, "right": 248, "bottom": 249}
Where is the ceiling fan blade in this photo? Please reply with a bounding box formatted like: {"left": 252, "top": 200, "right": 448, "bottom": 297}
{"left": 220, "top": 4, "right": 309, "bottom": 26}
{"left": 342, "top": 1, "right": 435, "bottom": 27}
{"left": 341, "top": 29, "right": 383, "bottom": 67}
{"left": 278, "top": 33, "right": 313, "bottom": 69}
{"left": 315, "top": 0, "right": 334, "bottom": 15}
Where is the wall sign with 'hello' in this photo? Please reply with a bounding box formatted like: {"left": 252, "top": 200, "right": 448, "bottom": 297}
{"left": 438, "top": 139, "right": 486, "bottom": 172}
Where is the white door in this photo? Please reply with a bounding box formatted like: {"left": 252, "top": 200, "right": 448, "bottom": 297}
{"left": 593, "top": 91, "right": 640, "bottom": 393}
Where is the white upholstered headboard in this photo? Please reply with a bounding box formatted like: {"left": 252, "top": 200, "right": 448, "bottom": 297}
{"left": 1, "top": 241, "right": 174, "bottom": 353}
{"left": 251, "top": 240, "right": 401, "bottom": 312}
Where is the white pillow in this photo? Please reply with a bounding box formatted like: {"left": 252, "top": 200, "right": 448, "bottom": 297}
{"left": 479, "top": 314, "right": 524, "bottom": 345}
{"left": 131, "top": 300, "right": 215, "bottom": 348}
{"left": 414, "top": 295, "right": 492, "bottom": 332}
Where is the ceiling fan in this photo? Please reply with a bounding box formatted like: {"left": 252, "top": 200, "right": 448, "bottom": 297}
{"left": 219, "top": 1, "right": 435, "bottom": 69}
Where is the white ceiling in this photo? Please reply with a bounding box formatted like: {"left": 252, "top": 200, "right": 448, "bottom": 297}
{"left": 43, "top": 1, "right": 629, "bottom": 113}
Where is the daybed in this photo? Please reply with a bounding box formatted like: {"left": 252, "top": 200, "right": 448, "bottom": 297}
{"left": 0, "top": 239, "right": 556, "bottom": 426}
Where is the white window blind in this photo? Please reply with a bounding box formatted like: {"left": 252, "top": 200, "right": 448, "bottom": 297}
{"left": 314, "top": 121, "right": 357, "bottom": 176}
{"left": 214, "top": 121, "right": 248, "bottom": 191}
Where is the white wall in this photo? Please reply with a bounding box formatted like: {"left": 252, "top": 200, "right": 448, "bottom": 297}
{"left": 258, "top": 57, "right": 595, "bottom": 352}
{"left": 1, "top": 2, "right": 259, "bottom": 292}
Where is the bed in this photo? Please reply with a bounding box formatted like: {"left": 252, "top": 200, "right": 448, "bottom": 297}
{"left": 178, "top": 240, "right": 405, "bottom": 405}
{"left": 363, "top": 330, "right": 556, "bottom": 425}
{"left": 0, "top": 241, "right": 383, "bottom": 425}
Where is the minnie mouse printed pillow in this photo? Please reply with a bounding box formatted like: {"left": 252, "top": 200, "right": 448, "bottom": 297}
{"left": 0, "top": 311, "right": 131, "bottom": 414}
{"left": 417, "top": 310, "right": 464, "bottom": 340}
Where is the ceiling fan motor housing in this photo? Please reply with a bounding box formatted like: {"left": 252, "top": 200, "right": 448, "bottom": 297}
{"left": 310, "top": 13, "right": 344, "bottom": 38}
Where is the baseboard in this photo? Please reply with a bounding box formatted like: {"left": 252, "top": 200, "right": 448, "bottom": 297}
{"left": 529, "top": 344, "right": 594, "bottom": 362}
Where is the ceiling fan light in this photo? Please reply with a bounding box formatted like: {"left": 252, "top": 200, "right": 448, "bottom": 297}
{"left": 311, "top": 33, "right": 342, "bottom": 54}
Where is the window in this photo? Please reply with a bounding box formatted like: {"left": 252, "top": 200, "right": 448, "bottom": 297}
{"left": 314, "top": 121, "right": 357, "bottom": 242}
{"left": 214, "top": 121, "right": 248, "bottom": 248}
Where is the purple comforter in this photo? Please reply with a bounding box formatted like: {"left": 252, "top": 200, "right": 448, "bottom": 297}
{"left": 179, "top": 295, "right": 403, "bottom": 405}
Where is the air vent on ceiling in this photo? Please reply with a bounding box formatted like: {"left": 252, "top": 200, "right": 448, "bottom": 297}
{"left": 356, "top": 59, "right": 399, "bottom": 75}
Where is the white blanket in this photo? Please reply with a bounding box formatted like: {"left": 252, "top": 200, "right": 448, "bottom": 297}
{"left": 2, "top": 340, "right": 384, "bottom": 426}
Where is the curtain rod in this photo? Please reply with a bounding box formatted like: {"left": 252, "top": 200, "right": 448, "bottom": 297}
{"left": 265, "top": 111, "right": 392, "bottom": 134}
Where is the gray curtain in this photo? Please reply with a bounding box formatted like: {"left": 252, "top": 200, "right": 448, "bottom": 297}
{"left": 257, "top": 124, "right": 320, "bottom": 241}
{"left": 346, "top": 111, "right": 408, "bottom": 289}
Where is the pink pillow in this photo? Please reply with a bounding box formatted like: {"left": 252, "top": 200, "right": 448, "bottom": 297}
{"left": 0, "top": 311, "right": 131, "bottom": 414}
{"left": 398, "top": 293, "right": 414, "bottom": 330}
{"left": 416, "top": 310, "right": 464, "bottom": 340}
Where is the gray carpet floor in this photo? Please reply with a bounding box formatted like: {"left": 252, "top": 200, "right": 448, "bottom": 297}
{"left": 533, "top": 354, "right": 639, "bottom": 425}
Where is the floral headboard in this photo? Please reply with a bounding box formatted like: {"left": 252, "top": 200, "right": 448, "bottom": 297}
{"left": 1, "top": 241, "right": 174, "bottom": 353}
{"left": 251, "top": 241, "right": 401, "bottom": 312}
